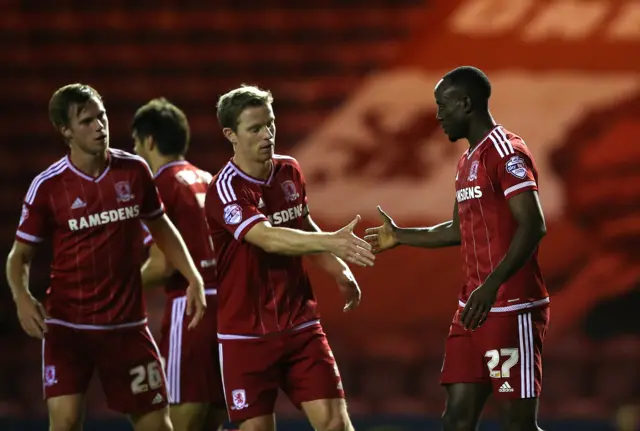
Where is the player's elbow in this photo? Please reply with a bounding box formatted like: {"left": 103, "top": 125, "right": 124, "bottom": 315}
{"left": 7, "top": 242, "right": 35, "bottom": 267}
{"left": 525, "top": 219, "right": 547, "bottom": 242}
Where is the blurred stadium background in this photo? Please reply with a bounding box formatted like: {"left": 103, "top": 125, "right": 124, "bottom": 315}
{"left": 1, "top": 0, "right": 639, "bottom": 430}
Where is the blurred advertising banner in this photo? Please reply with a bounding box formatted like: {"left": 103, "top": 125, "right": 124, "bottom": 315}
{"left": 293, "top": 0, "right": 640, "bottom": 336}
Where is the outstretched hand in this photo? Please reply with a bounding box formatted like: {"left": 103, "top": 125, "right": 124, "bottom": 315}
{"left": 364, "top": 206, "right": 400, "bottom": 253}
{"left": 329, "top": 215, "right": 376, "bottom": 267}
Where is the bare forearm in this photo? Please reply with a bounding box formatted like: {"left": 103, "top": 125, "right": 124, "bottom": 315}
{"left": 485, "top": 224, "right": 545, "bottom": 286}
{"left": 303, "top": 217, "right": 349, "bottom": 276}
{"left": 395, "top": 220, "right": 461, "bottom": 249}
{"left": 260, "top": 227, "right": 331, "bottom": 256}
{"left": 6, "top": 252, "right": 31, "bottom": 300}
{"left": 148, "top": 219, "right": 200, "bottom": 283}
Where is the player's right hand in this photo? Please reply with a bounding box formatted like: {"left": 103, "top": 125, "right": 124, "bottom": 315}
{"left": 15, "top": 292, "right": 48, "bottom": 339}
{"left": 364, "top": 206, "right": 399, "bottom": 253}
{"left": 185, "top": 277, "right": 207, "bottom": 330}
{"left": 329, "top": 215, "right": 376, "bottom": 267}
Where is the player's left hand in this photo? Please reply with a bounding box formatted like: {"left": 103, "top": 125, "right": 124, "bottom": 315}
{"left": 337, "top": 269, "right": 361, "bottom": 312}
{"left": 460, "top": 282, "right": 499, "bottom": 330}
{"left": 185, "top": 277, "right": 207, "bottom": 330}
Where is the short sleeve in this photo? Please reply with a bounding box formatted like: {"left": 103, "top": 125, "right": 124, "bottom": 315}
{"left": 488, "top": 148, "right": 538, "bottom": 199}
{"left": 138, "top": 161, "right": 165, "bottom": 220}
{"left": 205, "top": 183, "right": 267, "bottom": 242}
{"left": 16, "top": 179, "right": 51, "bottom": 245}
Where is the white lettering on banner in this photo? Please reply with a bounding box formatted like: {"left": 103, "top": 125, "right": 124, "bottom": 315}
{"left": 608, "top": 3, "right": 640, "bottom": 40}
{"left": 68, "top": 205, "right": 140, "bottom": 231}
{"left": 449, "top": 0, "right": 639, "bottom": 41}
{"left": 523, "top": 1, "right": 608, "bottom": 41}
{"left": 267, "top": 204, "right": 304, "bottom": 225}
{"left": 450, "top": 0, "right": 533, "bottom": 35}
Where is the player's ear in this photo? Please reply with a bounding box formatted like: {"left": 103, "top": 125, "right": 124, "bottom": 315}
{"left": 144, "top": 136, "right": 155, "bottom": 151}
{"left": 61, "top": 126, "right": 73, "bottom": 140}
{"left": 461, "top": 96, "right": 472, "bottom": 114}
{"left": 222, "top": 127, "right": 237, "bottom": 144}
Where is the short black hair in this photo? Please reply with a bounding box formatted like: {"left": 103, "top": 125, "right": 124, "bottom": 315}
{"left": 49, "top": 83, "right": 102, "bottom": 130}
{"left": 442, "top": 66, "right": 492, "bottom": 108}
{"left": 132, "top": 98, "right": 190, "bottom": 156}
{"left": 216, "top": 84, "right": 273, "bottom": 132}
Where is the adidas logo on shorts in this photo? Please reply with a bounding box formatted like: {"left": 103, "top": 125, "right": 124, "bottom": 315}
{"left": 499, "top": 382, "right": 514, "bottom": 393}
{"left": 152, "top": 393, "right": 164, "bottom": 404}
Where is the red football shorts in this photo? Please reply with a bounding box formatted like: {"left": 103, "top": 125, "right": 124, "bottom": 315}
{"left": 441, "top": 306, "right": 550, "bottom": 399}
{"left": 218, "top": 322, "right": 344, "bottom": 422}
{"left": 42, "top": 322, "right": 168, "bottom": 414}
{"left": 159, "top": 290, "right": 225, "bottom": 407}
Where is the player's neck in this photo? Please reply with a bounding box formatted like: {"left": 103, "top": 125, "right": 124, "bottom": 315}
{"left": 152, "top": 154, "right": 185, "bottom": 175}
{"left": 68, "top": 146, "right": 108, "bottom": 178}
{"left": 466, "top": 114, "right": 497, "bottom": 149}
{"left": 233, "top": 155, "right": 272, "bottom": 181}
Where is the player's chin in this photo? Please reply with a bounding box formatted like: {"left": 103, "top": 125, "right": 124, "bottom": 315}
{"left": 256, "top": 147, "right": 274, "bottom": 162}
{"left": 446, "top": 133, "right": 461, "bottom": 143}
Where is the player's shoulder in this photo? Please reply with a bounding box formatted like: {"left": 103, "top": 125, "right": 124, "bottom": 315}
{"left": 25, "top": 156, "right": 69, "bottom": 204}
{"left": 484, "top": 126, "right": 532, "bottom": 160}
{"left": 208, "top": 161, "right": 250, "bottom": 203}
{"left": 186, "top": 161, "right": 214, "bottom": 183}
{"left": 109, "top": 148, "right": 153, "bottom": 172}
{"left": 273, "top": 153, "right": 302, "bottom": 171}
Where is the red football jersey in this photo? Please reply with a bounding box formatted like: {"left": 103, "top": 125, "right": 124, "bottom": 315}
{"left": 455, "top": 126, "right": 549, "bottom": 313}
{"left": 142, "top": 160, "right": 217, "bottom": 297}
{"left": 205, "top": 155, "right": 318, "bottom": 336}
{"left": 16, "top": 148, "right": 164, "bottom": 327}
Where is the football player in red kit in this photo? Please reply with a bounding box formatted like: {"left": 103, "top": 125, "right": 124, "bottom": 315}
{"left": 366, "top": 67, "right": 549, "bottom": 431}
{"left": 205, "top": 85, "right": 374, "bottom": 431}
{"left": 133, "top": 98, "right": 227, "bottom": 431}
{"left": 6, "top": 84, "right": 206, "bottom": 431}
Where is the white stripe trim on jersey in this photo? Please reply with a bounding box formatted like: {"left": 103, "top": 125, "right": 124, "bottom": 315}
{"left": 16, "top": 230, "right": 44, "bottom": 243}
{"left": 488, "top": 129, "right": 514, "bottom": 159}
{"left": 140, "top": 206, "right": 165, "bottom": 220}
{"left": 218, "top": 343, "right": 231, "bottom": 420}
{"left": 233, "top": 214, "right": 267, "bottom": 240}
{"left": 272, "top": 154, "right": 295, "bottom": 161}
{"left": 217, "top": 319, "right": 321, "bottom": 340}
{"left": 527, "top": 312, "right": 535, "bottom": 397}
{"left": 173, "top": 288, "right": 218, "bottom": 298}
{"left": 228, "top": 161, "right": 275, "bottom": 185}
{"left": 467, "top": 126, "right": 500, "bottom": 159}
{"left": 215, "top": 165, "right": 236, "bottom": 205}
{"left": 518, "top": 312, "right": 535, "bottom": 398}
{"left": 167, "top": 297, "right": 186, "bottom": 404}
{"left": 25, "top": 159, "right": 68, "bottom": 205}
{"left": 458, "top": 297, "right": 549, "bottom": 313}
{"left": 504, "top": 181, "right": 537, "bottom": 197}
{"left": 495, "top": 127, "right": 515, "bottom": 154}
{"left": 44, "top": 317, "right": 148, "bottom": 330}
{"left": 144, "top": 326, "right": 171, "bottom": 403}
{"left": 65, "top": 155, "right": 111, "bottom": 183}
{"left": 155, "top": 160, "right": 189, "bottom": 178}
